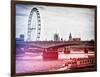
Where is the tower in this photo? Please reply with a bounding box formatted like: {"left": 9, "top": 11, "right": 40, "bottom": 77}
{"left": 69, "top": 32, "right": 72, "bottom": 41}
{"left": 54, "top": 33, "right": 60, "bottom": 41}
{"left": 20, "top": 34, "right": 24, "bottom": 41}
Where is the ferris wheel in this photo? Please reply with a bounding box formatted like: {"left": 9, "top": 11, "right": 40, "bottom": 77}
{"left": 27, "top": 8, "right": 41, "bottom": 41}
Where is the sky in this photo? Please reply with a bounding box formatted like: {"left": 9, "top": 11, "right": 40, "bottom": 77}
{"left": 16, "top": 4, "right": 95, "bottom": 41}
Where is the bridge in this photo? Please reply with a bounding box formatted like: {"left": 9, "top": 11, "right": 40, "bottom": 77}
{"left": 16, "top": 41, "right": 94, "bottom": 52}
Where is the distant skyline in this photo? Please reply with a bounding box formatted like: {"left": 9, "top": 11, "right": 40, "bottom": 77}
{"left": 16, "top": 4, "right": 95, "bottom": 41}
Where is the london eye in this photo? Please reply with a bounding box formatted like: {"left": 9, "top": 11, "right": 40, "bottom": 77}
{"left": 27, "top": 8, "right": 41, "bottom": 41}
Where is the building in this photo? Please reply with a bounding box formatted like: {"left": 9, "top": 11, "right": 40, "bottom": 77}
{"left": 54, "top": 33, "right": 60, "bottom": 41}
{"left": 16, "top": 34, "right": 24, "bottom": 41}
{"left": 68, "top": 32, "right": 81, "bottom": 41}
